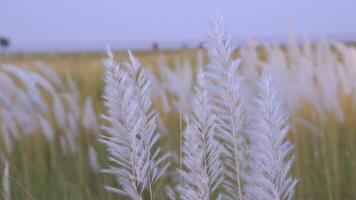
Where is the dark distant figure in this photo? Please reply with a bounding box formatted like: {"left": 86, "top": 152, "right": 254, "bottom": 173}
{"left": 152, "top": 42, "right": 159, "bottom": 52}
{"left": 0, "top": 37, "right": 10, "bottom": 62}
{"left": 0, "top": 37, "right": 10, "bottom": 49}
{"left": 197, "top": 42, "right": 204, "bottom": 49}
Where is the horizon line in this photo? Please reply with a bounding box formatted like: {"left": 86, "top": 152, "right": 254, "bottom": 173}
{"left": 3, "top": 32, "right": 356, "bottom": 54}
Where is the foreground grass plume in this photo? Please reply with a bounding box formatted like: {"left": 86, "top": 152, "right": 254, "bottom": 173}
{"left": 177, "top": 68, "right": 223, "bottom": 200}
{"left": 101, "top": 48, "right": 170, "bottom": 200}
{"left": 246, "top": 68, "right": 297, "bottom": 200}
{"left": 207, "top": 15, "right": 246, "bottom": 200}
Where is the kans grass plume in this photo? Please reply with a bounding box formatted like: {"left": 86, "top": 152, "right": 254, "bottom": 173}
{"left": 206, "top": 15, "right": 246, "bottom": 199}
{"left": 101, "top": 47, "right": 170, "bottom": 200}
{"left": 177, "top": 68, "right": 223, "bottom": 200}
{"left": 245, "top": 68, "right": 297, "bottom": 200}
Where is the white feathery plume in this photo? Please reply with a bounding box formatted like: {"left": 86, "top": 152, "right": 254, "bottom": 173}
{"left": 349, "top": 47, "right": 356, "bottom": 101}
{"left": 314, "top": 39, "right": 344, "bottom": 121}
{"left": 28, "top": 71, "right": 71, "bottom": 128}
{"left": 2, "top": 65, "right": 47, "bottom": 113}
{"left": 239, "top": 42, "right": 260, "bottom": 105}
{"left": 0, "top": 72, "right": 17, "bottom": 107}
{"left": 66, "top": 112, "right": 78, "bottom": 154}
{"left": 101, "top": 49, "right": 147, "bottom": 200}
{"left": 264, "top": 45, "right": 296, "bottom": 113}
{"left": 245, "top": 68, "right": 297, "bottom": 200}
{"left": 13, "top": 88, "right": 34, "bottom": 114}
{"left": 67, "top": 76, "right": 80, "bottom": 101}
{"left": 177, "top": 68, "right": 223, "bottom": 200}
{"left": 101, "top": 47, "right": 170, "bottom": 200}
{"left": 206, "top": 15, "right": 246, "bottom": 199}
{"left": 174, "top": 58, "right": 194, "bottom": 115}
{"left": 34, "top": 61, "right": 64, "bottom": 88}
{"left": 1, "top": 70, "right": 53, "bottom": 137}
{"left": 286, "top": 27, "right": 302, "bottom": 65}
{"left": 145, "top": 67, "right": 170, "bottom": 114}
{"left": 2, "top": 161, "right": 10, "bottom": 200}
{"left": 159, "top": 56, "right": 194, "bottom": 115}
{"left": 0, "top": 71, "right": 34, "bottom": 117}
{"left": 83, "top": 96, "right": 100, "bottom": 135}
{"left": 141, "top": 69, "right": 169, "bottom": 136}
{"left": 159, "top": 55, "right": 195, "bottom": 174}
{"left": 64, "top": 78, "right": 80, "bottom": 122}
{"left": 59, "top": 136, "right": 68, "bottom": 156}
{"left": 126, "top": 51, "right": 171, "bottom": 198}
{"left": 333, "top": 42, "right": 353, "bottom": 96}
{"left": 265, "top": 44, "right": 323, "bottom": 118}
{"left": 101, "top": 48, "right": 145, "bottom": 199}
{"left": 0, "top": 109, "right": 20, "bottom": 141}
{"left": 37, "top": 115, "right": 54, "bottom": 141}
{"left": 8, "top": 88, "right": 38, "bottom": 135}
{"left": 53, "top": 93, "right": 66, "bottom": 128}
{"left": 301, "top": 34, "right": 313, "bottom": 62}
{"left": 28, "top": 70, "right": 57, "bottom": 96}
{"left": 166, "top": 186, "right": 177, "bottom": 200}
{"left": 88, "top": 145, "right": 100, "bottom": 173}
{"left": 196, "top": 49, "right": 205, "bottom": 71}
{"left": 0, "top": 73, "right": 20, "bottom": 149}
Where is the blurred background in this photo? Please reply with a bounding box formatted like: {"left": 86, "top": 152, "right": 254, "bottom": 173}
{"left": 1, "top": 0, "right": 356, "bottom": 53}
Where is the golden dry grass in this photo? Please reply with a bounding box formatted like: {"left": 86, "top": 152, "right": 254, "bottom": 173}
{"left": 1, "top": 48, "right": 355, "bottom": 199}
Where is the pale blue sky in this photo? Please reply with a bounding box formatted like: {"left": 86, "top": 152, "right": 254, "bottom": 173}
{"left": 1, "top": 0, "right": 356, "bottom": 52}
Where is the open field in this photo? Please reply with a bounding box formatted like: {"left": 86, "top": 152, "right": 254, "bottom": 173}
{"left": 0, "top": 48, "right": 211, "bottom": 200}
{"left": 1, "top": 40, "right": 356, "bottom": 200}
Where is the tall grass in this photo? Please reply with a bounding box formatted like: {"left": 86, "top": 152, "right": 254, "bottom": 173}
{"left": 206, "top": 16, "right": 246, "bottom": 200}
{"left": 176, "top": 68, "right": 223, "bottom": 200}
{"left": 101, "top": 49, "right": 170, "bottom": 199}
{"left": 245, "top": 68, "right": 297, "bottom": 200}
{"left": 100, "top": 16, "right": 297, "bottom": 200}
{"left": 0, "top": 16, "right": 355, "bottom": 200}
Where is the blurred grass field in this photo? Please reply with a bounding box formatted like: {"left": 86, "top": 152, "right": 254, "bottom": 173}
{"left": 1, "top": 48, "right": 356, "bottom": 200}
